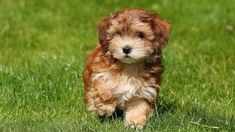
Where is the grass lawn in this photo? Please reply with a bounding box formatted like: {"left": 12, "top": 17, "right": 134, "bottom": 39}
{"left": 0, "top": 0, "right": 234, "bottom": 131}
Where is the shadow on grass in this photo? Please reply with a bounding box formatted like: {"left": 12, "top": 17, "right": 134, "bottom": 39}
{"left": 98, "top": 97, "right": 177, "bottom": 123}
{"left": 99, "top": 109, "right": 124, "bottom": 123}
{"left": 154, "top": 97, "right": 177, "bottom": 116}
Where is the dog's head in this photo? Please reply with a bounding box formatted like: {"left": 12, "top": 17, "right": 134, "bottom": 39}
{"left": 98, "top": 8, "right": 170, "bottom": 64}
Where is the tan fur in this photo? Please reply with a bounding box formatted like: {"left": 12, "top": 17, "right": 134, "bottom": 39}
{"left": 83, "top": 8, "right": 170, "bottom": 128}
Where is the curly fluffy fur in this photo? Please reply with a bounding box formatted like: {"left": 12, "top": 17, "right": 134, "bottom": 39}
{"left": 83, "top": 8, "right": 170, "bottom": 128}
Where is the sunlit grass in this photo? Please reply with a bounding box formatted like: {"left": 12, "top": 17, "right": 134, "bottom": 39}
{"left": 0, "top": 0, "right": 234, "bottom": 131}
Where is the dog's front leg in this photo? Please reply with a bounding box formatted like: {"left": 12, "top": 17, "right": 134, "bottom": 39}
{"left": 125, "top": 97, "right": 153, "bottom": 129}
{"left": 92, "top": 83, "right": 116, "bottom": 116}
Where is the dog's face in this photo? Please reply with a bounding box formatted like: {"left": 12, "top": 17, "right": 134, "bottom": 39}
{"left": 99, "top": 9, "right": 170, "bottom": 64}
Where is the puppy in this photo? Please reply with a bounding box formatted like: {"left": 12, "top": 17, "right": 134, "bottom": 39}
{"left": 83, "top": 8, "right": 170, "bottom": 128}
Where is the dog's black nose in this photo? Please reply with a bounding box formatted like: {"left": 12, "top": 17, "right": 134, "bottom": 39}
{"left": 122, "top": 46, "right": 132, "bottom": 54}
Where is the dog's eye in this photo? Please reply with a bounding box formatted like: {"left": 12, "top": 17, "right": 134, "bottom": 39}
{"left": 136, "top": 32, "right": 144, "bottom": 38}
{"left": 116, "top": 31, "right": 121, "bottom": 36}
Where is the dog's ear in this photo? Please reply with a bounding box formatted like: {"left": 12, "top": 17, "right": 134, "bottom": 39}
{"left": 98, "top": 17, "right": 111, "bottom": 53}
{"left": 152, "top": 17, "right": 170, "bottom": 48}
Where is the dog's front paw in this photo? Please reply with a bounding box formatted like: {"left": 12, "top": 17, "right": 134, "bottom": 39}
{"left": 96, "top": 103, "right": 116, "bottom": 116}
{"left": 125, "top": 114, "right": 146, "bottom": 129}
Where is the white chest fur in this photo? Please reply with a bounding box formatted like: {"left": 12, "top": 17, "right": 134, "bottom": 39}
{"left": 92, "top": 67, "right": 158, "bottom": 106}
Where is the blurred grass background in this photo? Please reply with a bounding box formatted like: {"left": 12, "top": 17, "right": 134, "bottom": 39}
{"left": 0, "top": 0, "right": 234, "bottom": 131}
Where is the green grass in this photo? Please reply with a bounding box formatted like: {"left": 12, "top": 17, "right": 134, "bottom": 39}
{"left": 0, "top": 0, "right": 234, "bottom": 131}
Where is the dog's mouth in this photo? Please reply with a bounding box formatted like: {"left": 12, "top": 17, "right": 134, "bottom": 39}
{"left": 111, "top": 48, "right": 151, "bottom": 64}
{"left": 119, "top": 55, "right": 143, "bottom": 64}
{"left": 119, "top": 58, "right": 136, "bottom": 64}
{"left": 124, "top": 55, "right": 131, "bottom": 58}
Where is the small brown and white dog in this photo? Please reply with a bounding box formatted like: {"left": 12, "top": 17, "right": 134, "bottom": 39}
{"left": 83, "top": 8, "right": 170, "bottom": 128}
